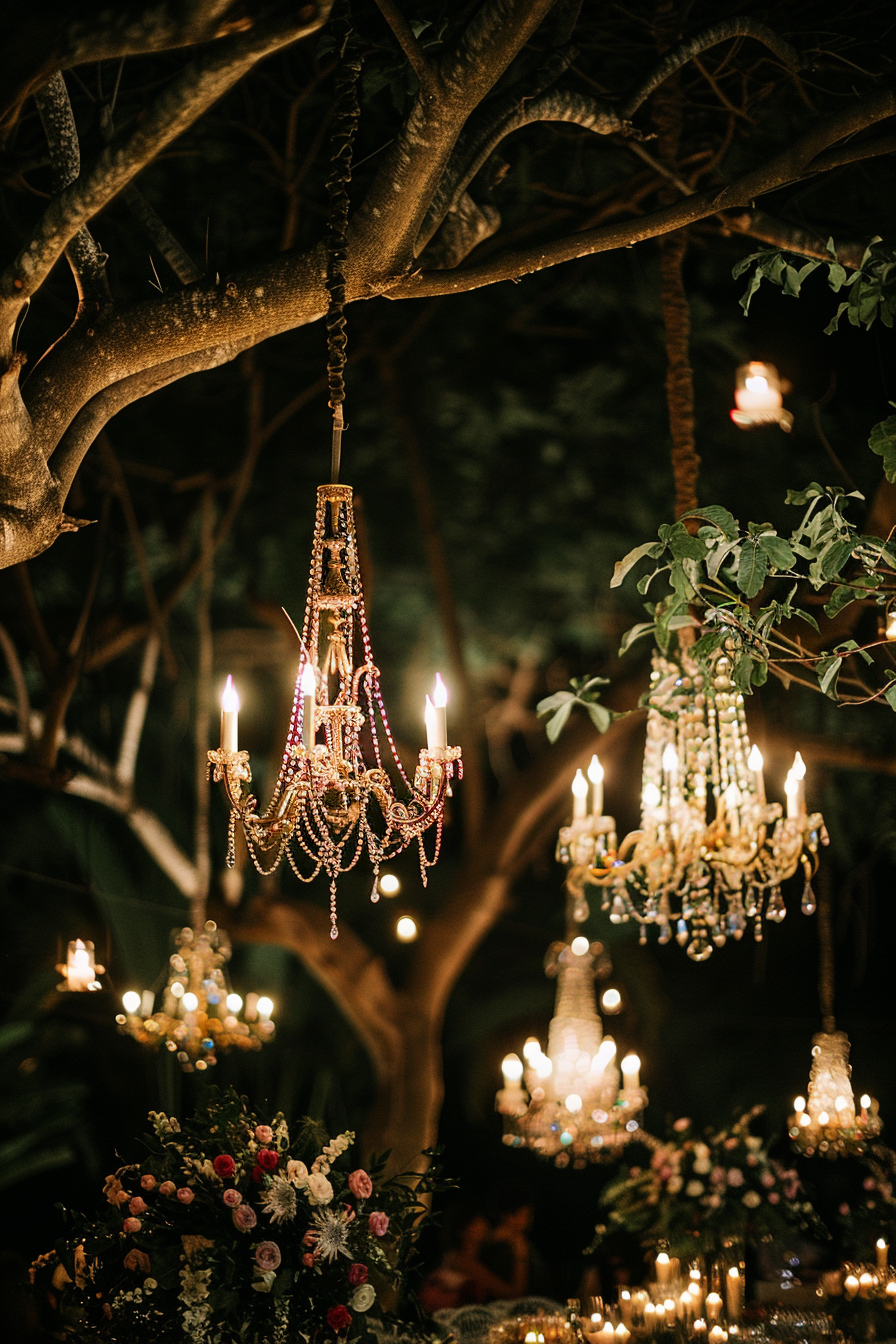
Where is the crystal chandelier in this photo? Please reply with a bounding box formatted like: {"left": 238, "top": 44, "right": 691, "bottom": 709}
{"left": 496, "top": 935, "right": 647, "bottom": 1165}
{"left": 557, "top": 645, "right": 827, "bottom": 959}
{"left": 788, "top": 1030, "right": 881, "bottom": 1157}
{"left": 116, "top": 921, "right": 274, "bottom": 1072}
{"left": 207, "top": 484, "right": 461, "bottom": 938}
{"left": 56, "top": 938, "right": 104, "bottom": 992}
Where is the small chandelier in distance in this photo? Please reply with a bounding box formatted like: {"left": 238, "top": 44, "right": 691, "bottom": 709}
{"left": 557, "top": 647, "right": 827, "bottom": 960}
{"left": 208, "top": 484, "right": 461, "bottom": 939}
{"left": 788, "top": 1032, "right": 881, "bottom": 1158}
{"left": 57, "top": 938, "right": 104, "bottom": 992}
{"left": 496, "top": 935, "right": 647, "bottom": 1166}
{"left": 116, "top": 921, "right": 274, "bottom": 1073}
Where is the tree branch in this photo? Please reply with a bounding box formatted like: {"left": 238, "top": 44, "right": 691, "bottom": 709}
{"left": 0, "top": 6, "right": 329, "bottom": 354}
{"left": 721, "top": 210, "right": 867, "bottom": 269}
{"left": 33, "top": 72, "right": 110, "bottom": 316}
{"left": 372, "top": 0, "right": 438, "bottom": 100}
{"left": 0, "top": 621, "right": 30, "bottom": 741}
{"left": 115, "top": 634, "right": 160, "bottom": 788}
{"left": 622, "top": 18, "right": 802, "bottom": 119}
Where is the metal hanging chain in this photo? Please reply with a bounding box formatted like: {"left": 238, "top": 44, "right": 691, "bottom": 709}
{"left": 324, "top": 1, "right": 363, "bottom": 484}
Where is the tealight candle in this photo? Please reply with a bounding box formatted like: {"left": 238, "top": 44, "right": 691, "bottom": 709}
{"left": 65, "top": 938, "right": 94, "bottom": 991}
{"left": 705, "top": 1292, "right": 723, "bottom": 1322}
{"left": 694, "top": 1321, "right": 707, "bottom": 1335}
{"left": 709, "top": 1327, "right": 728, "bottom": 1344}
{"left": 859, "top": 1272, "right": 873, "bottom": 1298}
{"left": 843, "top": 1275, "right": 859, "bottom": 1299}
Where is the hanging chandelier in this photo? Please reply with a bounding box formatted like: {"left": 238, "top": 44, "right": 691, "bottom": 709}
{"left": 557, "top": 645, "right": 827, "bottom": 960}
{"left": 788, "top": 1030, "right": 881, "bottom": 1157}
{"left": 496, "top": 935, "right": 647, "bottom": 1165}
{"left": 116, "top": 921, "right": 274, "bottom": 1072}
{"left": 207, "top": 33, "right": 459, "bottom": 937}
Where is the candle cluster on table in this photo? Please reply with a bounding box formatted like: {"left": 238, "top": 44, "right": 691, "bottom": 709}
{"left": 615, "top": 1252, "right": 745, "bottom": 1340}
{"left": 56, "top": 938, "right": 104, "bottom": 992}
{"left": 788, "top": 1029, "right": 881, "bottom": 1156}
{"left": 730, "top": 361, "right": 793, "bottom": 432}
{"left": 208, "top": 484, "right": 461, "bottom": 939}
{"left": 558, "top": 648, "right": 827, "bottom": 961}
{"left": 116, "top": 921, "right": 274, "bottom": 1072}
{"left": 496, "top": 935, "right": 646, "bottom": 1165}
{"left": 839, "top": 1241, "right": 896, "bottom": 1303}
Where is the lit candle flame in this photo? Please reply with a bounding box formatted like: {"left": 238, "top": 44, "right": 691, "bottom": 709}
{"left": 300, "top": 662, "right": 316, "bottom": 695}
{"left": 221, "top": 674, "right": 239, "bottom": 712}
{"left": 747, "top": 744, "right": 763, "bottom": 771}
{"left": 587, "top": 753, "right": 604, "bottom": 783}
{"left": 433, "top": 672, "right": 448, "bottom": 707}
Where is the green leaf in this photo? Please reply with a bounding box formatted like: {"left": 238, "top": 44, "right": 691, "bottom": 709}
{"left": 869, "top": 414, "right": 896, "bottom": 483}
{"left": 611, "top": 540, "right": 661, "bottom": 588}
{"left": 824, "top": 585, "right": 858, "bottom": 618}
{"left": 707, "top": 538, "right": 740, "bottom": 581}
{"left": 736, "top": 541, "right": 768, "bottom": 598}
{"left": 824, "top": 301, "right": 851, "bottom": 334}
{"left": 816, "top": 654, "right": 842, "bottom": 699}
{"left": 884, "top": 677, "right": 896, "bottom": 713}
{"left": 536, "top": 691, "right": 574, "bottom": 717}
{"left": 679, "top": 505, "right": 738, "bottom": 540}
{"left": 585, "top": 702, "right": 612, "bottom": 733}
{"left": 733, "top": 653, "right": 755, "bottom": 693}
{"left": 786, "top": 483, "right": 824, "bottom": 506}
{"left": 666, "top": 522, "right": 706, "bottom": 560}
{"left": 820, "top": 538, "right": 855, "bottom": 579}
{"left": 544, "top": 701, "right": 573, "bottom": 742}
{"left": 757, "top": 534, "right": 795, "bottom": 569}
{"left": 619, "top": 621, "right": 656, "bottom": 657}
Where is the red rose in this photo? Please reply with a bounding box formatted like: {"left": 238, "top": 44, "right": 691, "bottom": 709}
{"left": 257, "top": 1148, "right": 279, "bottom": 1172}
{"left": 348, "top": 1263, "right": 368, "bottom": 1285}
{"left": 327, "top": 1305, "right": 353, "bottom": 1334}
{"left": 252, "top": 1166, "right": 264, "bottom": 1183}
{"left": 213, "top": 1154, "right": 236, "bottom": 1179}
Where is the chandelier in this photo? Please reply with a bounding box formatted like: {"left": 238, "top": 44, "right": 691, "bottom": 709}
{"left": 207, "top": 484, "right": 461, "bottom": 938}
{"left": 788, "top": 1030, "right": 881, "bottom": 1157}
{"left": 116, "top": 921, "right": 274, "bottom": 1072}
{"left": 557, "top": 645, "right": 827, "bottom": 960}
{"left": 496, "top": 935, "right": 647, "bottom": 1165}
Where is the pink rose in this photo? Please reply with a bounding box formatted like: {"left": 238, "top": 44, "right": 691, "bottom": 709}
{"left": 255, "top": 1241, "right": 281, "bottom": 1272}
{"left": 707, "top": 1194, "right": 722, "bottom": 1209}
{"left": 864, "top": 1177, "right": 877, "bottom": 1191}
{"left": 122, "top": 1217, "right": 141, "bottom": 1233}
{"left": 303, "top": 1253, "right": 315, "bottom": 1268}
{"left": 368, "top": 1212, "right": 389, "bottom": 1237}
{"left": 724, "top": 1137, "right": 738, "bottom": 1149}
{"left": 839, "top": 1203, "right": 850, "bottom": 1216}
{"left": 710, "top": 1167, "right": 726, "bottom": 1186}
{"left": 761, "top": 1171, "right": 776, "bottom": 1188}
{"left": 768, "top": 1192, "right": 780, "bottom": 1204}
{"left": 223, "top": 1189, "right": 242, "bottom": 1207}
{"left": 160, "top": 1181, "right": 176, "bottom": 1196}
{"left": 128, "top": 1197, "right": 147, "bottom": 1216}
{"left": 177, "top": 1188, "right": 194, "bottom": 1204}
{"left": 348, "top": 1170, "right": 373, "bottom": 1200}
{"left": 672, "top": 1117, "right": 691, "bottom": 1132}
{"left": 303, "top": 1231, "right": 319, "bottom": 1248}
{"left": 746, "top": 1154, "right": 758, "bottom": 1166}
{"left": 255, "top": 1125, "right": 274, "bottom": 1144}
{"left": 349, "top": 1263, "right": 368, "bottom": 1285}
{"left": 233, "top": 1205, "right": 257, "bottom": 1231}
{"left": 727, "top": 1168, "right": 745, "bottom": 1187}
{"left": 140, "top": 1175, "right": 157, "bottom": 1191}
{"left": 784, "top": 1183, "right": 799, "bottom": 1200}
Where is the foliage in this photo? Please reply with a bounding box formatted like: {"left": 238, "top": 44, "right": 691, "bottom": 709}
{"left": 31, "top": 1087, "right": 445, "bottom": 1343}
{"left": 831, "top": 1143, "right": 896, "bottom": 1258}
{"left": 610, "top": 487, "right": 896, "bottom": 709}
{"left": 734, "top": 237, "right": 896, "bottom": 334}
{"left": 536, "top": 675, "right": 620, "bottom": 742}
{"left": 588, "top": 1108, "right": 825, "bottom": 1260}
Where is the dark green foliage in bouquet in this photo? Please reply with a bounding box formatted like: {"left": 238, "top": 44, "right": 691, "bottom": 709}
{"left": 588, "top": 1108, "right": 827, "bottom": 1260}
{"left": 31, "top": 1086, "right": 447, "bottom": 1343}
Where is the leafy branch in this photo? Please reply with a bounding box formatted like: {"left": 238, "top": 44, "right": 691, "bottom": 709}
{"left": 536, "top": 675, "right": 621, "bottom": 742}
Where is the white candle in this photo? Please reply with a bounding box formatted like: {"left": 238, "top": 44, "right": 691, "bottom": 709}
{"left": 723, "top": 782, "right": 742, "bottom": 837}
{"left": 220, "top": 675, "right": 239, "bottom": 752}
{"left": 66, "top": 939, "right": 93, "bottom": 991}
{"left": 705, "top": 1293, "right": 723, "bottom": 1322}
{"left": 300, "top": 661, "right": 316, "bottom": 751}
{"left": 588, "top": 753, "right": 604, "bottom": 818}
{"left": 785, "top": 751, "right": 806, "bottom": 818}
{"left": 735, "top": 366, "right": 782, "bottom": 414}
{"left": 878, "top": 1240, "right": 889, "bottom": 1271}
{"left": 432, "top": 674, "right": 448, "bottom": 749}
{"left": 726, "top": 1267, "right": 742, "bottom": 1323}
{"left": 843, "top": 1275, "right": 859, "bottom": 1300}
{"left": 747, "top": 743, "right": 765, "bottom": 805}
{"left": 572, "top": 769, "right": 588, "bottom": 820}
{"left": 502, "top": 1053, "right": 523, "bottom": 1086}
{"left": 425, "top": 696, "right": 437, "bottom": 751}
{"left": 656, "top": 1252, "right": 672, "bottom": 1286}
{"left": 621, "top": 1053, "right": 641, "bottom": 1091}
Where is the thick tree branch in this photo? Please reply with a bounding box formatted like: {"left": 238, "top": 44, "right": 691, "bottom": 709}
{"left": 33, "top": 72, "right": 110, "bottom": 316}
{"left": 723, "top": 210, "right": 867, "bottom": 269}
{"left": 389, "top": 84, "right": 896, "bottom": 298}
{"left": 0, "top": 6, "right": 329, "bottom": 354}
{"left": 622, "top": 18, "right": 802, "bottom": 119}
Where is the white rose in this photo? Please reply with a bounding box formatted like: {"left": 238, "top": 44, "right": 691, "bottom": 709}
{"left": 351, "top": 1284, "right": 376, "bottom": 1312}
{"left": 685, "top": 1180, "right": 705, "bottom": 1197}
{"left": 693, "top": 1158, "right": 711, "bottom": 1175}
{"left": 306, "top": 1172, "right": 334, "bottom": 1205}
{"left": 694, "top": 1143, "right": 710, "bottom": 1161}
{"left": 746, "top": 1136, "right": 763, "bottom": 1152}
{"left": 667, "top": 1176, "right": 683, "bottom": 1193}
{"left": 287, "top": 1160, "right": 309, "bottom": 1187}
{"left": 742, "top": 1190, "right": 761, "bottom": 1208}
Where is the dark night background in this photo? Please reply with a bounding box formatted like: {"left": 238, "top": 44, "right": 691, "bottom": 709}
{"left": 0, "top": 0, "right": 895, "bottom": 1302}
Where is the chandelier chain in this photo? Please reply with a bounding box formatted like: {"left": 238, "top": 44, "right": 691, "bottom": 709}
{"left": 325, "top": 0, "right": 363, "bottom": 484}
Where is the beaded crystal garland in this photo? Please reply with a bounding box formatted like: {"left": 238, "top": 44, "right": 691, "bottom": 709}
{"left": 208, "top": 484, "right": 461, "bottom": 937}
{"left": 788, "top": 1030, "right": 881, "bottom": 1157}
{"left": 496, "top": 938, "right": 646, "bottom": 1165}
{"left": 557, "top": 646, "right": 827, "bottom": 960}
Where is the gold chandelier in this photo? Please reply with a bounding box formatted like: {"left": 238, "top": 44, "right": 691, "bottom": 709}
{"left": 496, "top": 935, "right": 646, "bottom": 1165}
{"left": 788, "top": 1030, "right": 880, "bottom": 1157}
{"left": 116, "top": 921, "right": 274, "bottom": 1072}
{"left": 557, "top": 645, "right": 827, "bottom": 959}
{"left": 208, "top": 484, "right": 461, "bottom": 938}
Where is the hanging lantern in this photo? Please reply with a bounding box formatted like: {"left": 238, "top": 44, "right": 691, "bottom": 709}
{"left": 116, "top": 921, "right": 274, "bottom": 1072}
{"left": 788, "top": 1030, "right": 881, "bottom": 1157}
{"left": 730, "top": 361, "right": 793, "bottom": 431}
{"left": 496, "top": 936, "right": 647, "bottom": 1165}
{"left": 56, "top": 938, "right": 104, "bottom": 992}
{"left": 557, "top": 647, "right": 827, "bottom": 959}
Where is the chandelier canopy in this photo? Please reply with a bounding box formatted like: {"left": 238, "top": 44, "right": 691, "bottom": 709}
{"left": 209, "top": 484, "right": 461, "bottom": 937}
{"left": 496, "top": 936, "right": 646, "bottom": 1165}
{"left": 117, "top": 921, "right": 274, "bottom": 1072}
{"left": 557, "top": 646, "right": 827, "bottom": 959}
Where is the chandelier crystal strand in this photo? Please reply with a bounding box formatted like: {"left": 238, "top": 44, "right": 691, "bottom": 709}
{"left": 557, "top": 644, "right": 827, "bottom": 959}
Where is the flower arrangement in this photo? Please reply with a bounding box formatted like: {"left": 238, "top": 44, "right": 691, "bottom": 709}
{"left": 31, "top": 1087, "right": 444, "bottom": 1343}
{"left": 589, "top": 1108, "right": 826, "bottom": 1259}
